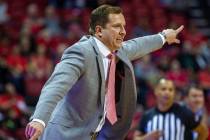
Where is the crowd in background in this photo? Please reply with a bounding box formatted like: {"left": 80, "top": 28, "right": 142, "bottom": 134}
{"left": 0, "top": 0, "right": 209, "bottom": 139}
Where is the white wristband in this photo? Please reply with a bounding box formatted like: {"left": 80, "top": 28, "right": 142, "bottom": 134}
{"left": 32, "top": 119, "right": 46, "bottom": 127}
{"left": 159, "top": 33, "right": 166, "bottom": 45}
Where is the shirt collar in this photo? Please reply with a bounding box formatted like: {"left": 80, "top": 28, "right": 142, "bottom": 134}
{"left": 93, "top": 37, "right": 111, "bottom": 58}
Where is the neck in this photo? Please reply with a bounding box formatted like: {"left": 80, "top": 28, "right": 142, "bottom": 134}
{"left": 188, "top": 104, "right": 196, "bottom": 113}
{"left": 95, "top": 36, "right": 115, "bottom": 52}
{"left": 157, "top": 102, "right": 173, "bottom": 112}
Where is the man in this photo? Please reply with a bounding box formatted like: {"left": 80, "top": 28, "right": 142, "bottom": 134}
{"left": 134, "top": 78, "right": 208, "bottom": 140}
{"left": 25, "top": 5, "right": 184, "bottom": 140}
{"left": 185, "top": 86, "right": 209, "bottom": 140}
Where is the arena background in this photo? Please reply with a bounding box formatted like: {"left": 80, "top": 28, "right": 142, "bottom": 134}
{"left": 0, "top": 0, "right": 209, "bottom": 139}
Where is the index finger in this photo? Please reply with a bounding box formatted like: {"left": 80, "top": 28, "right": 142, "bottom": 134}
{"left": 175, "top": 25, "right": 184, "bottom": 33}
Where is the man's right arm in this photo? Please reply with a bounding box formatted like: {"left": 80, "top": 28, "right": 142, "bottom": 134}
{"left": 25, "top": 45, "right": 86, "bottom": 139}
{"left": 122, "top": 25, "right": 184, "bottom": 61}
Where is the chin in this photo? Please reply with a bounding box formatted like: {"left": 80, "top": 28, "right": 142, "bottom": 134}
{"left": 117, "top": 44, "right": 123, "bottom": 48}
{"left": 162, "top": 100, "right": 172, "bottom": 106}
{"left": 112, "top": 45, "right": 121, "bottom": 51}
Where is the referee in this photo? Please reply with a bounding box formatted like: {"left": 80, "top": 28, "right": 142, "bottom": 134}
{"left": 134, "top": 78, "right": 208, "bottom": 140}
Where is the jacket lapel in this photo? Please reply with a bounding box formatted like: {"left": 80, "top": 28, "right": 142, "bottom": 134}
{"left": 88, "top": 36, "right": 134, "bottom": 108}
{"left": 89, "top": 36, "right": 106, "bottom": 106}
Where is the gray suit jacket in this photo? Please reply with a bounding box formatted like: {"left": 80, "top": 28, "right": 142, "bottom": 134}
{"left": 31, "top": 35, "right": 163, "bottom": 140}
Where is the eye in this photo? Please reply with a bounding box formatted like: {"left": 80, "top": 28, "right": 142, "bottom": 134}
{"left": 112, "top": 24, "right": 120, "bottom": 28}
{"left": 161, "top": 87, "right": 166, "bottom": 91}
{"left": 169, "top": 88, "right": 173, "bottom": 92}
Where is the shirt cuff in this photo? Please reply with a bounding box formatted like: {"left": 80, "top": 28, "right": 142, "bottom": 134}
{"left": 32, "top": 119, "right": 46, "bottom": 127}
{"left": 158, "top": 33, "right": 166, "bottom": 45}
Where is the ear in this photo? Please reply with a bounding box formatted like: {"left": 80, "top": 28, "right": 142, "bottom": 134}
{"left": 95, "top": 25, "right": 103, "bottom": 37}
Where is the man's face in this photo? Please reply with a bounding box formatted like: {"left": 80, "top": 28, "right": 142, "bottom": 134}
{"left": 100, "top": 13, "right": 126, "bottom": 51}
{"left": 187, "top": 88, "right": 204, "bottom": 112}
{"left": 155, "top": 79, "right": 175, "bottom": 108}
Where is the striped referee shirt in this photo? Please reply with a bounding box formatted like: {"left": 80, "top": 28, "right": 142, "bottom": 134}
{"left": 139, "top": 103, "right": 201, "bottom": 140}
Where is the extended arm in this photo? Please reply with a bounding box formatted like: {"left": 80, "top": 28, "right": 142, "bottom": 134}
{"left": 122, "top": 25, "right": 184, "bottom": 61}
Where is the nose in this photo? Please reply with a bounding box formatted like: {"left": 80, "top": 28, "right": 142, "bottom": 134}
{"left": 162, "top": 90, "right": 170, "bottom": 96}
{"left": 120, "top": 26, "right": 126, "bottom": 36}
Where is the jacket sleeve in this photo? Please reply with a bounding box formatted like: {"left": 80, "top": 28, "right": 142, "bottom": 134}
{"left": 121, "top": 34, "right": 163, "bottom": 61}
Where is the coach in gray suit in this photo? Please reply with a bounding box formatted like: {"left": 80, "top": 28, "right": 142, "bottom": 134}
{"left": 25, "top": 4, "right": 184, "bottom": 140}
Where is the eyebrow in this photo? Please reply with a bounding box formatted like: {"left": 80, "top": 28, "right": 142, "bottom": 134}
{"left": 112, "top": 23, "right": 126, "bottom": 27}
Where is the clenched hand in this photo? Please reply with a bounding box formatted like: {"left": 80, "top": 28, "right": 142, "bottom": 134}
{"left": 25, "top": 121, "right": 44, "bottom": 140}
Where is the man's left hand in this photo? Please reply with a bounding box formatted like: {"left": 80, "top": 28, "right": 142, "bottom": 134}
{"left": 162, "top": 25, "right": 184, "bottom": 45}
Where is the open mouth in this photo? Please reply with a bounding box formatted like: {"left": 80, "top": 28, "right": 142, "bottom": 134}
{"left": 117, "top": 39, "right": 123, "bottom": 42}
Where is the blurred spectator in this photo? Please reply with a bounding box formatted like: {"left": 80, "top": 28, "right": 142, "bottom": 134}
{"left": 49, "top": 0, "right": 85, "bottom": 9}
{"left": 85, "top": 0, "right": 119, "bottom": 8}
{"left": 22, "top": 3, "right": 44, "bottom": 35}
{"left": 134, "top": 55, "right": 161, "bottom": 86}
{"left": 182, "top": 22, "right": 208, "bottom": 70}
{"left": 169, "top": 13, "right": 188, "bottom": 29}
{"left": 0, "top": 83, "right": 28, "bottom": 138}
{"left": 151, "top": 8, "right": 168, "bottom": 32}
{"left": 97, "top": 0, "right": 119, "bottom": 6}
{"left": 59, "top": 8, "right": 82, "bottom": 37}
{"left": 35, "top": 28, "right": 64, "bottom": 56}
{"left": 160, "top": 0, "right": 188, "bottom": 11}
{"left": 200, "top": 41, "right": 210, "bottom": 65}
{"left": 19, "top": 34, "right": 34, "bottom": 57}
{"left": 166, "top": 59, "right": 189, "bottom": 91}
{"left": 6, "top": 47, "right": 27, "bottom": 73}
{"left": 184, "top": 85, "right": 209, "bottom": 140}
{"left": 198, "top": 64, "right": 210, "bottom": 92}
{"left": 178, "top": 44, "right": 199, "bottom": 72}
{"left": 131, "top": 16, "right": 152, "bottom": 38}
{"left": 36, "top": 28, "right": 54, "bottom": 49}
{"left": 157, "top": 55, "right": 171, "bottom": 72}
{"left": 0, "top": 57, "right": 10, "bottom": 93}
{"left": 19, "top": 23, "right": 37, "bottom": 56}
{"left": 44, "top": 5, "right": 61, "bottom": 35}
{"left": 134, "top": 55, "right": 161, "bottom": 108}
{"left": 0, "top": 83, "right": 28, "bottom": 119}
{"left": 146, "top": 0, "right": 161, "bottom": 9}
{"left": 0, "top": 0, "right": 9, "bottom": 24}
{"left": 0, "top": 25, "right": 11, "bottom": 57}
{"left": 184, "top": 22, "right": 207, "bottom": 47}
{"left": 6, "top": 47, "right": 26, "bottom": 96}
{"left": 24, "top": 46, "right": 53, "bottom": 106}
{"left": 67, "top": 21, "right": 85, "bottom": 44}
{"left": 52, "top": 42, "right": 68, "bottom": 64}
{"left": 160, "top": 0, "right": 174, "bottom": 6}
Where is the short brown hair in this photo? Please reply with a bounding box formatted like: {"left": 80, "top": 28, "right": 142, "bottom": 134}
{"left": 89, "top": 4, "right": 122, "bottom": 35}
{"left": 187, "top": 85, "right": 203, "bottom": 96}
